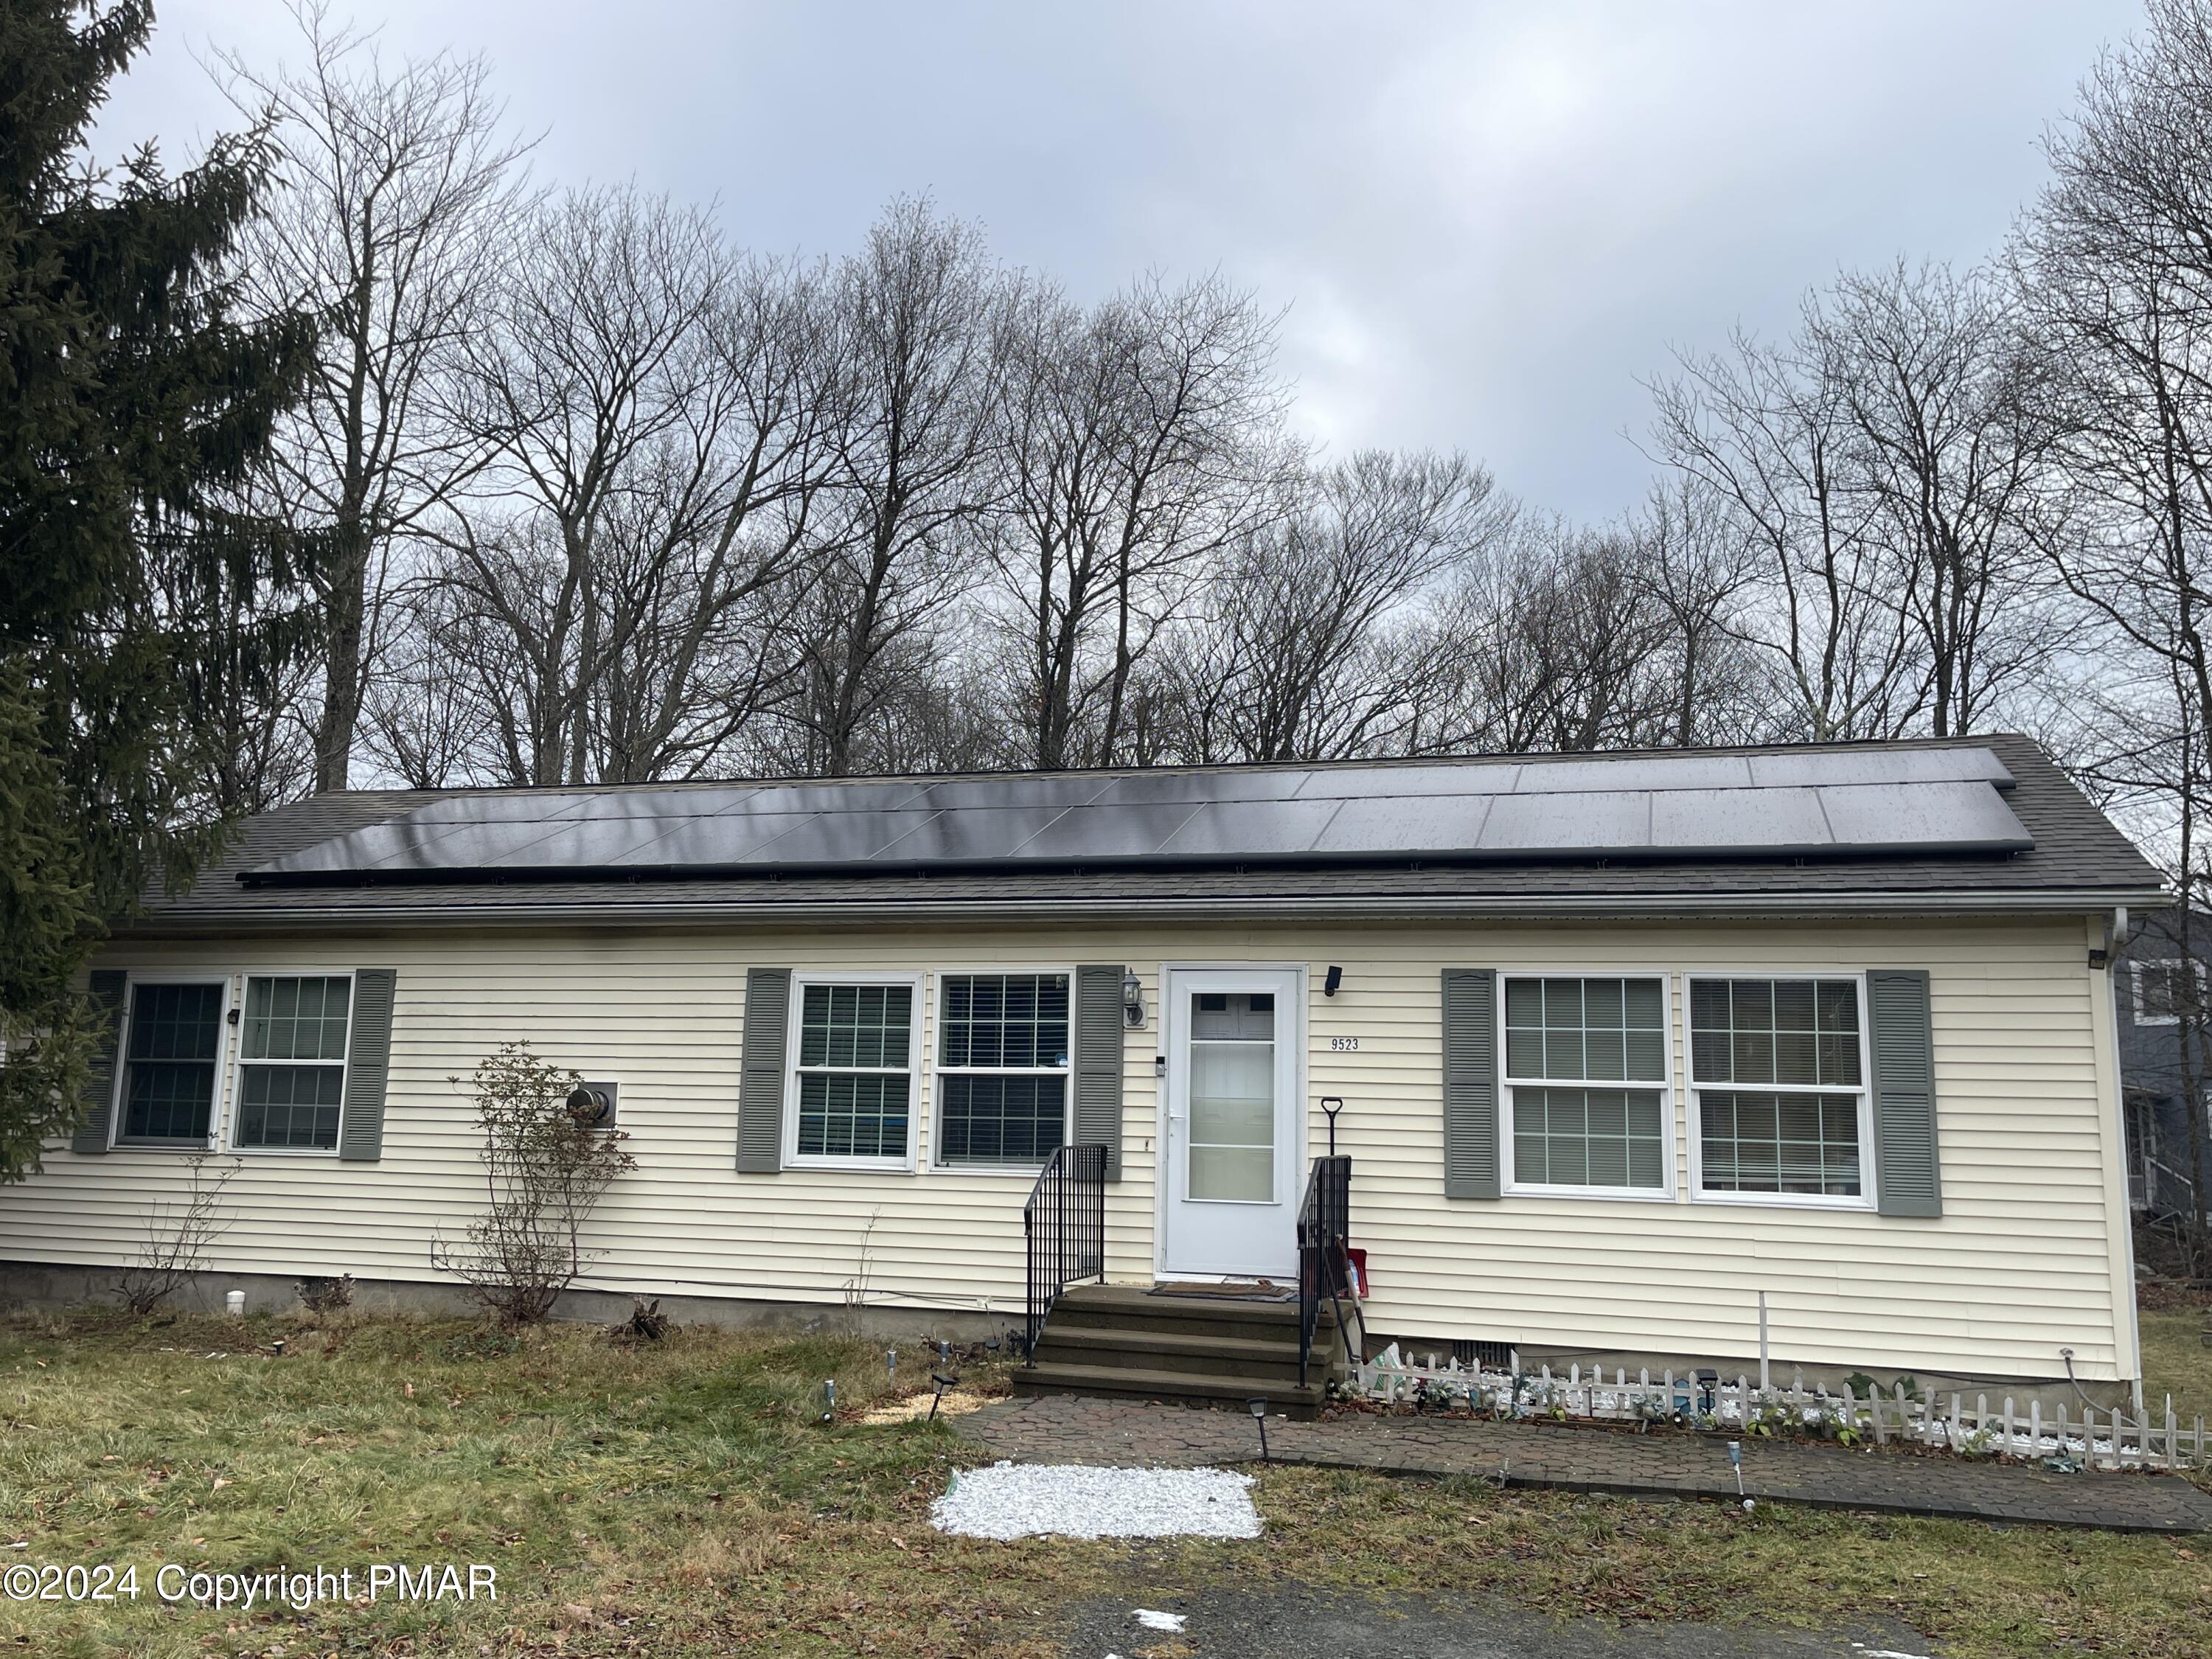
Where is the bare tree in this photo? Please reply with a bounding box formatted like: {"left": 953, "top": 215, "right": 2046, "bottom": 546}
{"left": 588, "top": 255, "right": 838, "bottom": 781}
{"left": 356, "top": 574, "right": 494, "bottom": 786}
{"left": 1647, "top": 321, "right": 1918, "bottom": 740}
{"left": 1416, "top": 515, "right": 1683, "bottom": 757}
{"left": 1630, "top": 477, "right": 1770, "bottom": 747}
{"left": 784, "top": 199, "right": 1018, "bottom": 775}
{"left": 1152, "top": 451, "right": 1505, "bottom": 762}
{"left": 448, "top": 186, "right": 722, "bottom": 784}
{"left": 987, "top": 274, "right": 1289, "bottom": 768}
{"left": 440, "top": 187, "right": 827, "bottom": 785}
{"left": 1813, "top": 262, "right": 2067, "bottom": 737}
{"left": 2017, "top": 0, "right": 2212, "bottom": 1265}
{"left": 212, "top": 1, "right": 532, "bottom": 793}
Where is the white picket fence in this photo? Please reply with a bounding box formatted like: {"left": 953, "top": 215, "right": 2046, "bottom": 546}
{"left": 1352, "top": 1346, "right": 2212, "bottom": 1474}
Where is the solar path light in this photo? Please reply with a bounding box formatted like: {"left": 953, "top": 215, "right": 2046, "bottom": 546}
{"left": 1247, "top": 1397, "right": 1271, "bottom": 1464}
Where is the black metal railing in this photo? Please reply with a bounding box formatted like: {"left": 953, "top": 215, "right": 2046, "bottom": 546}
{"left": 1023, "top": 1141, "right": 1107, "bottom": 1362}
{"left": 1297, "top": 1152, "right": 1357, "bottom": 1388}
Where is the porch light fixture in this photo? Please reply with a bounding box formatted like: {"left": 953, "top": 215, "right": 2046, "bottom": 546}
{"left": 1122, "top": 970, "right": 1145, "bottom": 1029}
{"left": 1324, "top": 965, "right": 1343, "bottom": 998}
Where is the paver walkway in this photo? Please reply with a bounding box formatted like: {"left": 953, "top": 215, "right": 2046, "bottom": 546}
{"left": 959, "top": 1394, "right": 2212, "bottom": 1534}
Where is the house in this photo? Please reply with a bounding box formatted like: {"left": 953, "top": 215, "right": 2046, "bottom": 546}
{"left": 2117, "top": 908, "right": 2211, "bottom": 1220}
{"left": 0, "top": 732, "right": 2168, "bottom": 1406}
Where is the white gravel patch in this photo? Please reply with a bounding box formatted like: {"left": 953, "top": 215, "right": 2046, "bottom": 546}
{"left": 930, "top": 1461, "right": 1262, "bottom": 1540}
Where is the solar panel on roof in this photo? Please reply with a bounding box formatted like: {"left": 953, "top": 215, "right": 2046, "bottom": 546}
{"left": 402, "top": 787, "right": 765, "bottom": 824}
{"left": 1312, "top": 794, "right": 1493, "bottom": 854}
{"left": 913, "top": 776, "right": 1109, "bottom": 810}
{"left": 1814, "top": 780, "right": 2026, "bottom": 847}
{"left": 1084, "top": 770, "right": 1311, "bottom": 806}
{"left": 249, "top": 744, "right": 2034, "bottom": 883}
{"left": 469, "top": 813, "right": 710, "bottom": 870}
{"left": 597, "top": 811, "right": 825, "bottom": 868}
{"left": 712, "top": 780, "right": 933, "bottom": 815}
{"left": 1159, "top": 800, "right": 1344, "bottom": 858}
{"left": 874, "top": 805, "right": 1077, "bottom": 863}
{"left": 1293, "top": 763, "right": 1517, "bottom": 800}
{"left": 1009, "top": 801, "right": 1206, "bottom": 862}
{"left": 1648, "top": 787, "right": 1830, "bottom": 850}
{"left": 1481, "top": 790, "right": 1652, "bottom": 850}
{"left": 1507, "top": 754, "right": 1756, "bottom": 793}
{"left": 1747, "top": 748, "right": 2014, "bottom": 788}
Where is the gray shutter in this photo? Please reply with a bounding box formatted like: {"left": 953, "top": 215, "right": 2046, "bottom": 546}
{"left": 338, "top": 970, "right": 399, "bottom": 1163}
{"left": 1441, "top": 969, "right": 1500, "bottom": 1199}
{"left": 1072, "top": 964, "right": 1125, "bottom": 1180}
{"left": 737, "top": 967, "right": 792, "bottom": 1173}
{"left": 69, "top": 970, "right": 129, "bottom": 1155}
{"left": 1869, "top": 968, "right": 1941, "bottom": 1218}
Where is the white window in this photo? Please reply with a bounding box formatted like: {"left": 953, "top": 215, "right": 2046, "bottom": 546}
{"left": 1688, "top": 975, "right": 1872, "bottom": 1208}
{"left": 784, "top": 975, "right": 919, "bottom": 1170}
{"left": 934, "top": 972, "right": 1070, "bottom": 1168}
{"left": 116, "top": 981, "right": 228, "bottom": 1148}
{"left": 234, "top": 974, "right": 352, "bottom": 1151}
{"left": 1501, "top": 975, "right": 1672, "bottom": 1197}
{"left": 2133, "top": 959, "right": 2202, "bottom": 1026}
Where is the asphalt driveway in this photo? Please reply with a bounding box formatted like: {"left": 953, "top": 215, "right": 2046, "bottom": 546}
{"left": 1060, "top": 1587, "right": 1938, "bottom": 1659}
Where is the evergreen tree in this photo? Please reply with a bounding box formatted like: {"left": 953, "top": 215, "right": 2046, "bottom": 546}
{"left": 0, "top": 1, "right": 316, "bottom": 1179}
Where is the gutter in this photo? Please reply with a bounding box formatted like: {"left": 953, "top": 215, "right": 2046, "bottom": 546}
{"left": 115, "top": 883, "right": 2176, "bottom": 936}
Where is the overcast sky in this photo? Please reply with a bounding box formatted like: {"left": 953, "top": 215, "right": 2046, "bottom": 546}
{"left": 99, "top": 0, "right": 2142, "bottom": 521}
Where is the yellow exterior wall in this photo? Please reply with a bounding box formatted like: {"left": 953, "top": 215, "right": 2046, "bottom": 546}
{"left": 0, "top": 914, "right": 2137, "bottom": 1382}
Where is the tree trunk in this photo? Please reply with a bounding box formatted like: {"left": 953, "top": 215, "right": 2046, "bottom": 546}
{"left": 313, "top": 520, "right": 369, "bottom": 793}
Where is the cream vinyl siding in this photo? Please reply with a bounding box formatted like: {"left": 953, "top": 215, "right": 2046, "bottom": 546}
{"left": 3, "top": 915, "right": 2134, "bottom": 1382}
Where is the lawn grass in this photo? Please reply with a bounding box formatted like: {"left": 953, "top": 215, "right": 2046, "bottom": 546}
{"left": 2141, "top": 1306, "right": 2212, "bottom": 1427}
{"left": 2, "top": 1309, "right": 2209, "bottom": 1657}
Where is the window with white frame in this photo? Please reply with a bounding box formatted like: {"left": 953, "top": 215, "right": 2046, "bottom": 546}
{"left": 236, "top": 975, "right": 352, "bottom": 1150}
{"left": 2133, "top": 958, "right": 2202, "bottom": 1026}
{"left": 936, "top": 973, "right": 1069, "bottom": 1166}
{"left": 118, "top": 981, "right": 226, "bottom": 1147}
{"left": 790, "top": 980, "right": 915, "bottom": 1164}
{"left": 1689, "top": 976, "right": 1867, "bottom": 1200}
{"left": 1503, "top": 976, "right": 1669, "bottom": 1192}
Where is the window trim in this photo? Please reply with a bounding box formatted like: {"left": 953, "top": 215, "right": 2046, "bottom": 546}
{"left": 2131, "top": 957, "right": 2204, "bottom": 1028}
{"left": 227, "top": 970, "right": 357, "bottom": 1157}
{"left": 1683, "top": 971, "right": 1877, "bottom": 1213}
{"left": 111, "top": 975, "right": 234, "bottom": 1152}
{"left": 781, "top": 970, "right": 923, "bottom": 1173}
{"left": 928, "top": 964, "right": 1077, "bottom": 1176}
{"left": 1498, "top": 971, "right": 1677, "bottom": 1203}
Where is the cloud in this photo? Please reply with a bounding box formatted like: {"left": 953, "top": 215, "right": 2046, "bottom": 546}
{"left": 97, "top": 0, "right": 2138, "bottom": 518}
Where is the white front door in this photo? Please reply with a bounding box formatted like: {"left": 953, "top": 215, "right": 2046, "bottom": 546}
{"left": 1161, "top": 967, "right": 1301, "bottom": 1279}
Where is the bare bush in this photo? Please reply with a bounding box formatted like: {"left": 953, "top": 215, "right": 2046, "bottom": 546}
{"left": 608, "top": 1295, "right": 671, "bottom": 1345}
{"left": 434, "top": 1041, "right": 634, "bottom": 1323}
{"left": 295, "top": 1273, "right": 355, "bottom": 1318}
{"left": 114, "top": 1154, "right": 241, "bottom": 1315}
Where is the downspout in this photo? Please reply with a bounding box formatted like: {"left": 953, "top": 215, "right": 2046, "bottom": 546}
{"left": 2096, "top": 906, "right": 2144, "bottom": 1387}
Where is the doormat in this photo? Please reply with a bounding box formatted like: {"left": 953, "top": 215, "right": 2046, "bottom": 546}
{"left": 1149, "top": 1280, "right": 1296, "bottom": 1302}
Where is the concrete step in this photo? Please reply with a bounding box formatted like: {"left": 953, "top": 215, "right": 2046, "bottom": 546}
{"left": 1012, "top": 1360, "right": 1329, "bottom": 1419}
{"left": 1032, "top": 1324, "right": 1315, "bottom": 1385}
{"left": 1048, "top": 1284, "right": 1334, "bottom": 1346}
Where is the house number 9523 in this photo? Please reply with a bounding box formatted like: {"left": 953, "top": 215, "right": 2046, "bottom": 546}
{"left": 1329, "top": 1036, "right": 1360, "bottom": 1051}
